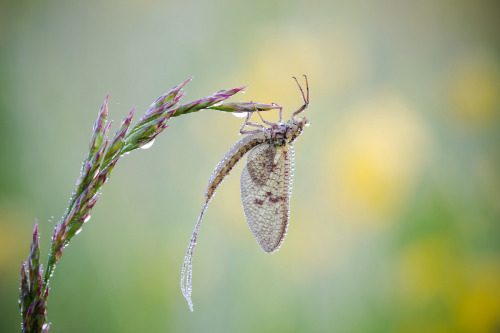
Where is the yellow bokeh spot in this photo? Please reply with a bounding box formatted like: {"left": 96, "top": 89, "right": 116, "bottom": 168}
{"left": 448, "top": 53, "right": 500, "bottom": 128}
{"left": 396, "top": 237, "right": 460, "bottom": 303}
{"left": 327, "top": 92, "right": 431, "bottom": 226}
{"left": 0, "top": 203, "right": 35, "bottom": 283}
{"left": 395, "top": 237, "right": 500, "bottom": 332}
{"left": 232, "top": 27, "right": 369, "bottom": 122}
{"left": 456, "top": 263, "right": 500, "bottom": 333}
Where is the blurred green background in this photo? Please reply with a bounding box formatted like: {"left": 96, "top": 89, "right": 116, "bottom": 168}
{"left": 1, "top": 0, "right": 500, "bottom": 332}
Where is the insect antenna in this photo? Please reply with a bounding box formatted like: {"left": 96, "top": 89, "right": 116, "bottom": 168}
{"left": 292, "top": 75, "right": 310, "bottom": 117}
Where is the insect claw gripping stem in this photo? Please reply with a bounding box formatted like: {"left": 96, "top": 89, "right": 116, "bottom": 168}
{"left": 272, "top": 102, "right": 284, "bottom": 122}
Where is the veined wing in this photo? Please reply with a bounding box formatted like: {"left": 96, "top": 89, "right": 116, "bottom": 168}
{"left": 240, "top": 143, "right": 295, "bottom": 253}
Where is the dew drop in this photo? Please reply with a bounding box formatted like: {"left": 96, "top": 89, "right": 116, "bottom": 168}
{"left": 140, "top": 139, "right": 155, "bottom": 150}
{"left": 213, "top": 101, "right": 224, "bottom": 107}
{"left": 83, "top": 215, "right": 91, "bottom": 223}
{"left": 232, "top": 111, "right": 248, "bottom": 118}
{"left": 75, "top": 227, "right": 83, "bottom": 235}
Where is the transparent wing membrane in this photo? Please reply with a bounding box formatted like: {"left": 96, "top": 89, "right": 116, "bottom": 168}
{"left": 241, "top": 144, "right": 294, "bottom": 253}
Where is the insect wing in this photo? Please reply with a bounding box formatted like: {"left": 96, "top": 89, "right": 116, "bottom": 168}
{"left": 240, "top": 143, "right": 294, "bottom": 253}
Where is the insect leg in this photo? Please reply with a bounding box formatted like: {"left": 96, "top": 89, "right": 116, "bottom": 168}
{"left": 254, "top": 103, "right": 283, "bottom": 126}
{"left": 274, "top": 102, "right": 284, "bottom": 122}
{"left": 240, "top": 112, "right": 265, "bottom": 135}
{"left": 292, "top": 75, "right": 309, "bottom": 117}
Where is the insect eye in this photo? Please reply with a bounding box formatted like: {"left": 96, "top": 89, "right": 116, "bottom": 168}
{"left": 301, "top": 117, "right": 310, "bottom": 127}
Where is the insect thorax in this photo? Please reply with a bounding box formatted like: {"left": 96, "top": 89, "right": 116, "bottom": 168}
{"left": 269, "top": 116, "right": 309, "bottom": 146}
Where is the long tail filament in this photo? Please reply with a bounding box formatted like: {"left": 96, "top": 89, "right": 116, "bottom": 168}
{"left": 180, "top": 201, "right": 209, "bottom": 311}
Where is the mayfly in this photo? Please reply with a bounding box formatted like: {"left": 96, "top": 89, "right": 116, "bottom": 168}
{"left": 181, "top": 75, "right": 310, "bottom": 311}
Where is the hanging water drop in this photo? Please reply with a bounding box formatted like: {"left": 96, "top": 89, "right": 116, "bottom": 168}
{"left": 140, "top": 139, "right": 155, "bottom": 150}
{"left": 232, "top": 111, "right": 249, "bottom": 118}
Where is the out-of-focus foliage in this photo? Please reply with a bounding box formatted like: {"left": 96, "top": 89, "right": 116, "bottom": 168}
{"left": 1, "top": 0, "right": 499, "bottom": 332}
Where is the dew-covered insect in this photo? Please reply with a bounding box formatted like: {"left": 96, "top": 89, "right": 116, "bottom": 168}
{"left": 181, "top": 75, "right": 310, "bottom": 311}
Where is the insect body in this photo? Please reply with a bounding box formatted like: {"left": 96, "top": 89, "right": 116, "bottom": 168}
{"left": 181, "top": 76, "right": 310, "bottom": 311}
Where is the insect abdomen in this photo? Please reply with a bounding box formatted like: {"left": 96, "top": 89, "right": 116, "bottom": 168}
{"left": 205, "top": 132, "right": 267, "bottom": 201}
